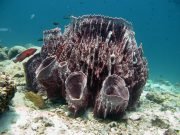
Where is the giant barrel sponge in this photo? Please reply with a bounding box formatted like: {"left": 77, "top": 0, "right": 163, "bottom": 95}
{"left": 23, "top": 15, "right": 148, "bottom": 118}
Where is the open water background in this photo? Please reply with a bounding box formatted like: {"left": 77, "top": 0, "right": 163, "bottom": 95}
{"left": 0, "top": 0, "right": 180, "bottom": 83}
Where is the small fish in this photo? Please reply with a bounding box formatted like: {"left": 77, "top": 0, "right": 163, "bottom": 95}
{"left": 175, "top": 83, "right": 180, "bottom": 87}
{"left": 12, "top": 48, "right": 37, "bottom": 63}
{"left": 30, "top": 14, "right": 35, "bottom": 20}
{"left": 0, "top": 28, "right": 9, "bottom": 32}
{"left": 37, "top": 38, "right": 43, "bottom": 42}
{"left": 63, "top": 15, "right": 71, "bottom": 20}
{"left": 53, "top": 22, "right": 60, "bottom": 26}
{"left": 79, "top": 1, "right": 84, "bottom": 4}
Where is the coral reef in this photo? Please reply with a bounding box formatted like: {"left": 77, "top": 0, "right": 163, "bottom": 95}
{"left": 8, "top": 45, "right": 26, "bottom": 59}
{"left": 151, "top": 116, "right": 170, "bottom": 129}
{"left": 146, "top": 92, "right": 166, "bottom": 104}
{"left": 0, "top": 48, "right": 8, "bottom": 61}
{"left": 0, "top": 59, "right": 25, "bottom": 86}
{"left": 0, "top": 72, "right": 16, "bottom": 113}
{"left": 23, "top": 15, "right": 148, "bottom": 118}
{"left": 0, "top": 45, "right": 40, "bottom": 64}
{"left": 144, "top": 79, "right": 180, "bottom": 111}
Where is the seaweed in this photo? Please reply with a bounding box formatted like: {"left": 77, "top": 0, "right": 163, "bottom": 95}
{"left": 25, "top": 91, "right": 45, "bottom": 109}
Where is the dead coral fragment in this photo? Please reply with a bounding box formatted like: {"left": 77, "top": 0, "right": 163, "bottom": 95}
{"left": 146, "top": 92, "right": 166, "bottom": 104}
{"left": 151, "top": 116, "right": 170, "bottom": 129}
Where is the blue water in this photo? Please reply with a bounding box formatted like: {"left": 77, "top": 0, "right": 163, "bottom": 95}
{"left": 0, "top": 0, "right": 180, "bottom": 83}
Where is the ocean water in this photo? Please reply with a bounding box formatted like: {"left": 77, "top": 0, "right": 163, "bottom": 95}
{"left": 0, "top": 0, "right": 180, "bottom": 83}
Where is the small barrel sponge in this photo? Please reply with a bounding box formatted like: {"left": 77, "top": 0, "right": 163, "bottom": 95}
{"left": 65, "top": 71, "right": 89, "bottom": 116}
{"left": 23, "top": 53, "right": 42, "bottom": 91}
{"left": 94, "top": 74, "right": 129, "bottom": 118}
{"left": 36, "top": 56, "right": 63, "bottom": 100}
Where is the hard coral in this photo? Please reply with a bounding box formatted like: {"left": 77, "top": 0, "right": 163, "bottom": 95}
{"left": 0, "top": 72, "right": 16, "bottom": 113}
{"left": 24, "top": 15, "right": 148, "bottom": 119}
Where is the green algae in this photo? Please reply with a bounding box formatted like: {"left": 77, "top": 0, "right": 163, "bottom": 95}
{"left": 25, "top": 91, "right": 45, "bottom": 109}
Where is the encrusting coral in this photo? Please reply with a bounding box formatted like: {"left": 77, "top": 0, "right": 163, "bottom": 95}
{"left": 23, "top": 15, "right": 148, "bottom": 118}
{"left": 0, "top": 72, "right": 16, "bottom": 113}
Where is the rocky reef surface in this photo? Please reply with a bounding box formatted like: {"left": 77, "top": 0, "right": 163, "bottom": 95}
{"left": 0, "top": 72, "right": 16, "bottom": 113}
{"left": 0, "top": 44, "right": 179, "bottom": 135}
